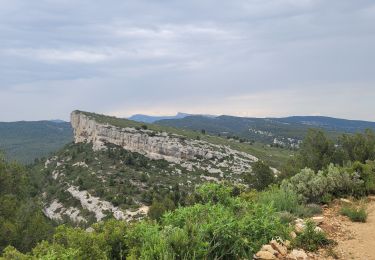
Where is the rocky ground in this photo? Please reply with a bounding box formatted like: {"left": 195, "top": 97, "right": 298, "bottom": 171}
{"left": 255, "top": 197, "right": 375, "bottom": 260}
{"left": 329, "top": 197, "right": 375, "bottom": 260}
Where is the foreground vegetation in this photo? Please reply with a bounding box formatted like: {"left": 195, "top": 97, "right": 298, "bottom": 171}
{"left": 0, "top": 128, "right": 374, "bottom": 259}
{"left": 0, "top": 155, "right": 54, "bottom": 253}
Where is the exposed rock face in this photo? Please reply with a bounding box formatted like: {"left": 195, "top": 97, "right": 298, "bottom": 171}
{"left": 71, "top": 111, "right": 257, "bottom": 173}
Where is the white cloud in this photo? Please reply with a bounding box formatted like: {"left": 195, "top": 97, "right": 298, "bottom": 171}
{"left": 0, "top": 0, "right": 374, "bottom": 121}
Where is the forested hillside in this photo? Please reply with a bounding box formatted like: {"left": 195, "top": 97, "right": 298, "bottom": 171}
{"left": 0, "top": 121, "right": 72, "bottom": 164}
{"left": 156, "top": 115, "right": 375, "bottom": 148}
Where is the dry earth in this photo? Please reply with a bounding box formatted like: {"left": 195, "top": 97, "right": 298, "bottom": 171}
{"left": 315, "top": 197, "right": 375, "bottom": 260}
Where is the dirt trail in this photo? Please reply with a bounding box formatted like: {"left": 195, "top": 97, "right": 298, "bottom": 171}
{"left": 333, "top": 199, "right": 375, "bottom": 260}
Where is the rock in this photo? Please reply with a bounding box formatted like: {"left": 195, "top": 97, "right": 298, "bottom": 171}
{"left": 311, "top": 216, "right": 324, "bottom": 225}
{"left": 314, "top": 226, "right": 323, "bottom": 233}
{"left": 282, "top": 240, "right": 291, "bottom": 248}
{"left": 295, "top": 218, "right": 304, "bottom": 224}
{"left": 295, "top": 223, "right": 305, "bottom": 233}
{"left": 85, "top": 227, "right": 94, "bottom": 233}
{"left": 70, "top": 111, "right": 258, "bottom": 174}
{"left": 340, "top": 198, "right": 352, "bottom": 204}
{"left": 261, "top": 245, "right": 278, "bottom": 255}
{"left": 270, "top": 240, "right": 287, "bottom": 256}
{"left": 255, "top": 250, "right": 277, "bottom": 259}
{"left": 286, "top": 249, "right": 308, "bottom": 260}
{"left": 290, "top": 231, "right": 297, "bottom": 239}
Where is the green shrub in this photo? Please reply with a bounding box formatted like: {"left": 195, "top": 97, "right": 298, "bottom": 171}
{"left": 245, "top": 161, "right": 275, "bottom": 190}
{"left": 195, "top": 183, "right": 233, "bottom": 205}
{"left": 258, "top": 186, "right": 299, "bottom": 213}
{"left": 340, "top": 205, "right": 367, "bottom": 222}
{"left": 281, "top": 165, "right": 365, "bottom": 203}
{"left": 293, "top": 220, "right": 332, "bottom": 251}
{"left": 278, "top": 211, "right": 295, "bottom": 224}
{"left": 162, "top": 202, "right": 289, "bottom": 258}
{"left": 1, "top": 184, "right": 290, "bottom": 260}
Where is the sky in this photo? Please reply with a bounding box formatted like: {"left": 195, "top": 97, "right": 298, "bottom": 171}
{"left": 0, "top": 0, "right": 375, "bottom": 121}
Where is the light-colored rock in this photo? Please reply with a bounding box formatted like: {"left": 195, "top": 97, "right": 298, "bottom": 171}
{"left": 340, "top": 198, "right": 352, "bottom": 204}
{"left": 290, "top": 231, "right": 297, "bottom": 239}
{"left": 86, "top": 227, "right": 94, "bottom": 233}
{"left": 295, "top": 218, "right": 304, "bottom": 224}
{"left": 311, "top": 216, "right": 324, "bottom": 225}
{"left": 283, "top": 240, "right": 291, "bottom": 249}
{"left": 286, "top": 249, "right": 308, "bottom": 260}
{"left": 43, "top": 200, "right": 63, "bottom": 220}
{"left": 314, "top": 226, "right": 323, "bottom": 233}
{"left": 261, "top": 245, "right": 278, "bottom": 255}
{"left": 295, "top": 223, "right": 305, "bottom": 233}
{"left": 255, "top": 250, "right": 277, "bottom": 259}
{"left": 70, "top": 111, "right": 258, "bottom": 174}
{"left": 270, "top": 240, "right": 287, "bottom": 256}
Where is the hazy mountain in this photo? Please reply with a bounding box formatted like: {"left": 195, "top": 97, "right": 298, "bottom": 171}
{"left": 128, "top": 112, "right": 191, "bottom": 123}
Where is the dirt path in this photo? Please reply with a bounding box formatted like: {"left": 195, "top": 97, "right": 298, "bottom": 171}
{"left": 333, "top": 199, "right": 375, "bottom": 260}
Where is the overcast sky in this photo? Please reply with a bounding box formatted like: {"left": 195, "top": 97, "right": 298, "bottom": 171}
{"left": 1, "top": 0, "right": 374, "bottom": 121}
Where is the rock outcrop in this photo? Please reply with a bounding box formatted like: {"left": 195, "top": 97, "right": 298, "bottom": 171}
{"left": 71, "top": 111, "right": 258, "bottom": 174}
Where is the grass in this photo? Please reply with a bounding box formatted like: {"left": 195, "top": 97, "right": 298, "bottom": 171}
{"left": 257, "top": 186, "right": 323, "bottom": 219}
{"left": 340, "top": 205, "right": 367, "bottom": 222}
{"left": 257, "top": 186, "right": 300, "bottom": 214}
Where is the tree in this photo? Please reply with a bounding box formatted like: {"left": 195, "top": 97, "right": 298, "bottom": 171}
{"left": 298, "top": 129, "right": 336, "bottom": 172}
{"left": 339, "top": 129, "right": 375, "bottom": 163}
{"left": 148, "top": 200, "right": 166, "bottom": 220}
{"left": 245, "top": 161, "right": 275, "bottom": 190}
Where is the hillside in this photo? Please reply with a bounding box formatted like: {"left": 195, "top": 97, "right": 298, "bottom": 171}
{"left": 156, "top": 115, "right": 375, "bottom": 148}
{"left": 33, "top": 110, "right": 289, "bottom": 226}
{"left": 2, "top": 111, "right": 375, "bottom": 259}
{"left": 0, "top": 121, "right": 73, "bottom": 163}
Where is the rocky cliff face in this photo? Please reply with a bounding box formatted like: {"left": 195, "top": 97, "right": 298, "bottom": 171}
{"left": 40, "top": 111, "right": 262, "bottom": 225}
{"left": 71, "top": 111, "right": 258, "bottom": 173}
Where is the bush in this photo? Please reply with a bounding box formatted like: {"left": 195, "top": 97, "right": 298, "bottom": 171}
{"left": 281, "top": 165, "right": 365, "bottom": 203}
{"left": 162, "top": 202, "right": 289, "bottom": 258}
{"left": 340, "top": 205, "right": 367, "bottom": 222}
{"left": 257, "top": 186, "right": 300, "bottom": 214}
{"left": 1, "top": 184, "right": 291, "bottom": 259}
{"left": 293, "top": 220, "right": 332, "bottom": 251}
{"left": 194, "top": 182, "right": 234, "bottom": 205}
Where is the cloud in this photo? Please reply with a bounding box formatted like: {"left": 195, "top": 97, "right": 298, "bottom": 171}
{"left": 0, "top": 0, "right": 374, "bottom": 121}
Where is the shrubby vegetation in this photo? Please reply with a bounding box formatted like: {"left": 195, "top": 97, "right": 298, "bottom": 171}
{"left": 340, "top": 204, "right": 368, "bottom": 222}
{"left": 1, "top": 128, "right": 375, "bottom": 258}
{"left": 281, "top": 164, "right": 368, "bottom": 203}
{"left": 293, "top": 221, "right": 332, "bottom": 252}
{"left": 1, "top": 183, "right": 290, "bottom": 259}
{"left": 282, "top": 129, "right": 375, "bottom": 177}
{"left": 0, "top": 155, "right": 54, "bottom": 253}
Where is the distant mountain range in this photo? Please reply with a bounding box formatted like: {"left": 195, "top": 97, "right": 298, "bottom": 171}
{"left": 156, "top": 115, "right": 375, "bottom": 148}
{"left": 128, "top": 112, "right": 216, "bottom": 123}
{"left": 1, "top": 114, "right": 374, "bottom": 163}
{"left": 128, "top": 112, "right": 191, "bottom": 123}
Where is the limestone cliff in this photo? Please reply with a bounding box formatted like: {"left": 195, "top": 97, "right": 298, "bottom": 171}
{"left": 71, "top": 111, "right": 258, "bottom": 173}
